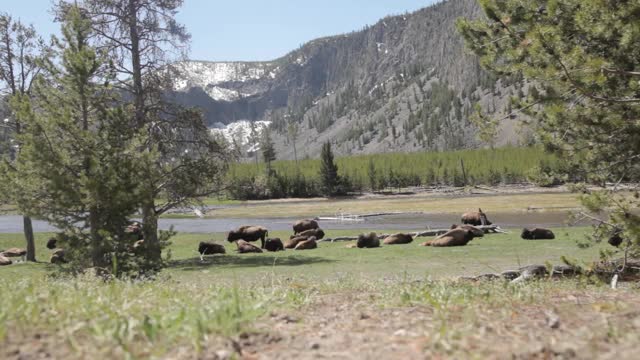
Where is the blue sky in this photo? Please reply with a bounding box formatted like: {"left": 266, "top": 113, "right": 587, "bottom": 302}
{"left": 1, "top": 0, "right": 436, "bottom": 61}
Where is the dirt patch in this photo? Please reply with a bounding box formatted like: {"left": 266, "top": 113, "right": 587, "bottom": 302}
{"left": 224, "top": 288, "right": 640, "bottom": 360}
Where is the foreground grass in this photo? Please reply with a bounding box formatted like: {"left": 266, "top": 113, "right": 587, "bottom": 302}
{"left": 1, "top": 274, "right": 639, "bottom": 359}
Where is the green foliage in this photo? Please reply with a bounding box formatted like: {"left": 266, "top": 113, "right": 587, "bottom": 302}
{"left": 457, "top": 0, "right": 640, "bottom": 260}
{"left": 227, "top": 146, "right": 559, "bottom": 199}
{"left": 319, "top": 142, "right": 342, "bottom": 196}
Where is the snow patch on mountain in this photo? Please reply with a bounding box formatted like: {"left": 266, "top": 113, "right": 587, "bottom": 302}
{"left": 210, "top": 120, "right": 271, "bottom": 153}
{"left": 172, "top": 61, "right": 278, "bottom": 102}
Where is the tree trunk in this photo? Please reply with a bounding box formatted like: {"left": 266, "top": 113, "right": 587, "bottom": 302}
{"left": 89, "top": 209, "right": 106, "bottom": 270}
{"left": 142, "top": 200, "right": 161, "bottom": 269}
{"left": 23, "top": 216, "right": 35, "bottom": 261}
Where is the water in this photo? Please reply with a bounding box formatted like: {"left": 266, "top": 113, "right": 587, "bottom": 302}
{"left": 0, "top": 211, "right": 577, "bottom": 234}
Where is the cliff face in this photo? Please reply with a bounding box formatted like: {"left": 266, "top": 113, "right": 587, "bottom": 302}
{"left": 172, "top": 0, "right": 528, "bottom": 159}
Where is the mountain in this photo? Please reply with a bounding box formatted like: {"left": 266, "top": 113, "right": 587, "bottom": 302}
{"left": 171, "top": 0, "right": 530, "bottom": 160}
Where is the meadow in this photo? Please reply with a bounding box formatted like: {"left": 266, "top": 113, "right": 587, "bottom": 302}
{"left": 4, "top": 225, "right": 639, "bottom": 359}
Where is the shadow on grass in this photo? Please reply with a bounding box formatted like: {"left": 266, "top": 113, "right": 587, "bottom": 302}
{"left": 169, "top": 253, "right": 335, "bottom": 271}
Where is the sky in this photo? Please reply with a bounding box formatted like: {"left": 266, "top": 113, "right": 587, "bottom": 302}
{"left": 1, "top": 0, "right": 437, "bottom": 62}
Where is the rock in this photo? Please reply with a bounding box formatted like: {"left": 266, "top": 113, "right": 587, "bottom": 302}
{"left": 545, "top": 310, "right": 560, "bottom": 329}
{"left": 393, "top": 329, "right": 408, "bottom": 337}
{"left": 309, "top": 342, "right": 320, "bottom": 350}
{"left": 214, "top": 350, "right": 232, "bottom": 360}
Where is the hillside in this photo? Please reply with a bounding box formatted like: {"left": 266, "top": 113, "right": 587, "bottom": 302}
{"left": 171, "top": 0, "right": 530, "bottom": 160}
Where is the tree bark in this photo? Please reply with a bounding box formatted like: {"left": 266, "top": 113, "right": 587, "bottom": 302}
{"left": 141, "top": 199, "right": 161, "bottom": 268}
{"left": 23, "top": 216, "right": 35, "bottom": 261}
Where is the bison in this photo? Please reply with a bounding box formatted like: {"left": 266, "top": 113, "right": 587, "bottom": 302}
{"left": 1, "top": 248, "right": 26, "bottom": 258}
{"left": 291, "top": 228, "right": 325, "bottom": 240}
{"left": 608, "top": 230, "right": 623, "bottom": 247}
{"left": 284, "top": 236, "right": 307, "bottom": 249}
{"left": 382, "top": 233, "right": 413, "bottom": 245}
{"left": 521, "top": 228, "right": 555, "bottom": 240}
{"left": 50, "top": 249, "right": 67, "bottom": 264}
{"left": 46, "top": 237, "right": 58, "bottom": 250}
{"left": 265, "top": 238, "right": 284, "bottom": 252}
{"left": 293, "top": 219, "right": 319, "bottom": 234}
{"left": 451, "top": 224, "right": 484, "bottom": 237}
{"left": 235, "top": 240, "right": 263, "bottom": 254}
{"left": 461, "top": 208, "right": 492, "bottom": 226}
{"left": 294, "top": 237, "right": 318, "bottom": 250}
{"left": 357, "top": 232, "right": 380, "bottom": 248}
{"left": 0, "top": 255, "right": 11, "bottom": 266}
{"left": 227, "top": 225, "right": 269, "bottom": 248}
{"left": 198, "top": 241, "right": 226, "bottom": 255}
{"left": 422, "top": 228, "right": 474, "bottom": 247}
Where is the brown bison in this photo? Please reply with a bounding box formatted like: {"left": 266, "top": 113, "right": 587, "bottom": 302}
{"left": 265, "top": 238, "right": 284, "bottom": 252}
{"left": 521, "top": 228, "right": 555, "bottom": 240}
{"left": 198, "top": 241, "right": 226, "bottom": 255}
{"left": 451, "top": 224, "right": 484, "bottom": 237}
{"left": 608, "top": 230, "right": 623, "bottom": 247}
{"left": 294, "top": 237, "right": 318, "bottom": 250}
{"left": 50, "top": 249, "right": 67, "bottom": 264}
{"left": 291, "top": 228, "right": 325, "bottom": 240}
{"left": 227, "top": 225, "right": 269, "bottom": 248}
{"left": 461, "top": 208, "right": 492, "bottom": 226}
{"left": 284, "top": 236, "right": 307, "bottom": 249}
{"left": 0, "top": 255, "right": 11, "bottom": 266}
{"left": 1, "top": 248, "right": 26, "bottom": 258}
{"left": 46, "top": 237, "right": 58, "bottom": 249}
{"left": 422, "top": 228, "right": 474, "bottom": 247}
{"left": 235, "top": 240, "right": 263, "bottom": 254}
{"left": 383, "top": 233, "right": 413, "bottom": 245}
{"left": 293, "top": 219, "right": 319, "bottom": 234}
{"left": 357, "top": 232, "right": 380, "bottom": 248}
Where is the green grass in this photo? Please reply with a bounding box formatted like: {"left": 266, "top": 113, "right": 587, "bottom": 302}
{"left": 1, "top": 227, "right": 604, "bottom": 281}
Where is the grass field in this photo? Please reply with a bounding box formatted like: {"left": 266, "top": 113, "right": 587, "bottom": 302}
{"left": 2, "top": 197, "right": 639, "bottom": 358}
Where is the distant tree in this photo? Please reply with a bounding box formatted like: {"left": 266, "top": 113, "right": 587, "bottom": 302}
{"left": 0, "top": 13, "right": 48, "bottom": 262}
{"left": 458, "top": 0, "right": 640, "bottom": 262}
{"left": 367, "top": 159, "right": 377, "bottom": 192}
{"left": 469, "top": 103, "right": 498, "bottom": 149}
{"left": 319, "top": 142, "right": 340, "bottom": 197}
{"left": 286, "top": 119, "right": 299, "bottom": 168}
{"left": 261, "top": 126, "right": 276, "bottom": 176}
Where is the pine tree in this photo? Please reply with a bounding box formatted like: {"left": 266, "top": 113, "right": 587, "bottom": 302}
{"left": 319, "top": 142, "right": 340, "bottom": 196}
{"left": 0, "top": 13, "right": 48, "bottom": 262}
{"left": 261, "top": 126, "right": 276, "bottom": 176}
{"left": 458, "top": 0, "right": 640, "bottom": 259}
{"left": 8, "top": 6, "right": 142, "bottom": 275}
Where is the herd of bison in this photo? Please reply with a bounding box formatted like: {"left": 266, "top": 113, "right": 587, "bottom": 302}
{"left": 0, "top": 208, "right": 622, "bottom": 266}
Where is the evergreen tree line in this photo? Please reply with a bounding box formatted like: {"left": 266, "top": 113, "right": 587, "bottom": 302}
{"left": 226, "top": 146, "right": 566, "bottom": 200}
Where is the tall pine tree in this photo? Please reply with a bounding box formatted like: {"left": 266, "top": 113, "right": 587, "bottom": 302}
{"left": 319, "top": 142, "right": 340, "bottom": 196}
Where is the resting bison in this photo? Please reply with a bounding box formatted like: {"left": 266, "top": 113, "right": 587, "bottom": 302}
{"left": 291, "top": 228, "right": 325, "bottom": 240}
{"left": 50, "top": 249, "right": 67, "bottom": 264}
{"left": 422, "top": 228, "right": 474, "bottom": 247}
{"left": 461, "top": 208, "right": 492, "bottom": 226}
{"left": 235, "top": 240, "right": 263, "bottom": 253}
{"left": 46, "top": 237, "right": 58, "bottom": 250}
{"left": 198, "top": 241, "right": 226, "bottom": 255}
{"left": 294, "top": 237, "right": 318, "bottom": 250}
{"left": 0, "top": 255, "right": 11, "bottom": 266}
{"left": 1, "top": 248, "right": 26, "bottom": 257}
{"left": 227, "top": 225, "right": 269, "bottom": 248}
{"left": 293, "top": 219, "right": 319, "bottom": 234}
{"left": 608, "top": 230, "right": 623, "bottom": 247}
{"left": 357, "top": 232, "right": 380, "bottom": 248}
{"left": 521, "top": 228, "right": 555, "bottom": 240}
{"left": 265, "top": 238, "right": 284, "bottom": 252}
{"left": 451, "top": 224, "right": 484, "bottom": 238}
{"left": 382, "top": 233, "right": 413, "bottom": 245}
{"left": 285, "top": 236, "right": 307, "bottom": 249}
